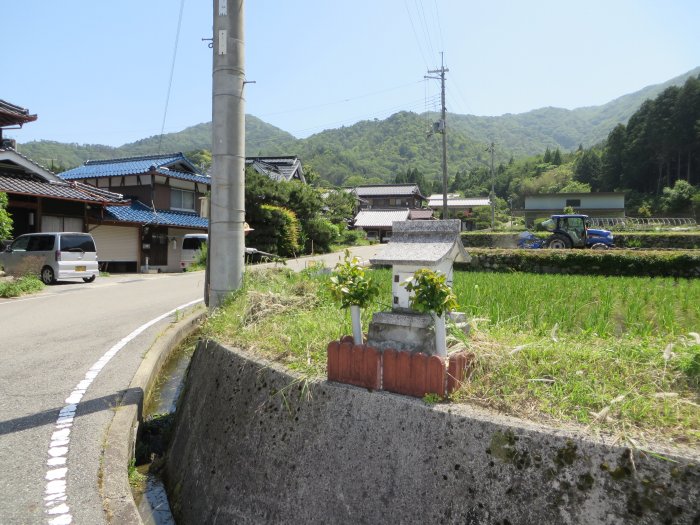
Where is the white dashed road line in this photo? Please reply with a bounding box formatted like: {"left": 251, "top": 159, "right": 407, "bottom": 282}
{"left": 43, "top": 299, "right": 203, "bottom": 525}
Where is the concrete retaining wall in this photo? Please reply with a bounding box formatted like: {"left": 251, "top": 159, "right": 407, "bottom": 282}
{"left": 164, "top": 340, "right": 699, "bottom": 525}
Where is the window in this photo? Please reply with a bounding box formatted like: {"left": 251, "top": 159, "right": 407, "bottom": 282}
{"left": 60, "top": 234, "right": 95, "bottom": 252}
{"left": 565, "top": 199, "right": 581, "bottom": 207}
{"left": 171, "top": 189, "right": 195, "bottom": 211}
{"left": 29, "top": 235, "right": 56, "bottom": 251}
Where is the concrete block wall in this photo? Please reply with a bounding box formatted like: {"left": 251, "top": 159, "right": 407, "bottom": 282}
{"left": 165, "top": 340, "right": 699, "bottom": 525}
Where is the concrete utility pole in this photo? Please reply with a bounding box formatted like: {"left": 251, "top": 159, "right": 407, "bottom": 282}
{"left": 486, "top": 141, "right": 495, "bottom": 229}
{"left": 427, "top": 53, "right": 449, "bottom": 220}
{"left": 208, "top": 0, "right": 246, "bottom": 308}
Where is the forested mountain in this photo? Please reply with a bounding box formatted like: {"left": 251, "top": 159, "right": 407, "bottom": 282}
{"left": 575, "top": 74, "right": 700, "bottom": 198}
{"left": 14, "top": 67, "right": 700, "bottom": 189}
{"left": 17, "top": 116, "right": 297, "bottom": 172}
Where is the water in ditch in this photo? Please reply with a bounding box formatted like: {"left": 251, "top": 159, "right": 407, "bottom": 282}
{"left": 131, "top": 334, "right": 199, "bottom": 525}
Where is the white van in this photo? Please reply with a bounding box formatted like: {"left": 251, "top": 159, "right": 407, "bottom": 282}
{"left": 0, "top": 232, "right": 99, "bottom": 284}
{"left": 180, "top": 233, "right": 207, "bottom": 271}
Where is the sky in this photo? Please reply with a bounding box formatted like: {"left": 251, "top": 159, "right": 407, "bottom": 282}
{"left": 3, "top": 1, "right": 699, "bottom": 147}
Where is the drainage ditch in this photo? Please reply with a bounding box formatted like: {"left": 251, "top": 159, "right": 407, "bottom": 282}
{"left": 131, "top": 333, "right": 199, "bottom": 524}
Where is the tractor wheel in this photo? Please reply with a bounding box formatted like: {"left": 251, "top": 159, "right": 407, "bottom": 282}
{"left": 590, "top": 243, "right": 609, "bottom": 250}
{"left": 547, "top": 234, "right": 572, "bottom": 249}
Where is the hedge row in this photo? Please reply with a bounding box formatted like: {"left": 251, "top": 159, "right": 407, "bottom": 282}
{"left": 457, "top": 248, "right": 700, "bottom": 278}
{"left": 460, "top": 231, "right": 700, "bottom": 250}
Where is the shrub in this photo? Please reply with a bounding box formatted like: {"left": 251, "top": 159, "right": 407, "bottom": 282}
{"left": 0, "top": 275, "right": 44, "bottom": 298}
{"left": 254, "top": 205, "right": 301, "bottom": 257}
{"left": 304, "top": 217, "right": 338, "bottom": 253}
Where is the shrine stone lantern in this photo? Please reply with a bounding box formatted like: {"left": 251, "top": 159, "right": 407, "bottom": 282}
{"left": 367, "top": 220, "right": 470, "bottom": 357}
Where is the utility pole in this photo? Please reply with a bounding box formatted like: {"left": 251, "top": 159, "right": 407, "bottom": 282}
{"left": 427, "top": 53, "right": 449, "bottom": 220}
{"left": 486, "top": 141, "right": 495, "bottom": 229}
{"left": 208, "top": 0, "right": 246, "bottom": 308}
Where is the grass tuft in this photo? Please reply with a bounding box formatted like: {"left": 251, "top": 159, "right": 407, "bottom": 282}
{"left": 0, "top": 275, "right": 44, "bottom": 298}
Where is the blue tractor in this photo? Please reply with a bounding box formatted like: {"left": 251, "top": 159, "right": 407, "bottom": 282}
{"left": 518, "top": 214, "right": 614, "bottom": 250}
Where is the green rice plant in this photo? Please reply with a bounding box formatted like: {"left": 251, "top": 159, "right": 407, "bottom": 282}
{"left": 205, "top": 267, "right": 700, "bottom": 446}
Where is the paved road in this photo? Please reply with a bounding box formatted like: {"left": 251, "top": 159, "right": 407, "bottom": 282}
{"left": 0, "top": 245, "right": 382, "bottom": 525}
{"left": 0, "top": 272, "right": 206, "bottom": 525}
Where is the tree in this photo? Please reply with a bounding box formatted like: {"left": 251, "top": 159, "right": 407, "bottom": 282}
{"left": 543, "top": 147, "right": 552, "bottom": 163}
{"left": 601, "top": 124, "right": 626, "bottom": 191}
{"left": 322, "top": 189, "right": 356, "bottom": 226}
{"left": 302, "top": 164, "right": 321, "bottom": 186}
{"left": 0, "top": 192, "right": 12, "bottom": 240}
{"left": 552, "top": 148, "right": 562, "bottom": 166}
{"left": 185, "top": 149, "right": 212, "bottom": 172}
{"left": 661, "top": 179, "right": 696, "bottom": 213}
{"left": 573, "top": 149, "right": 601, "bottom": 188}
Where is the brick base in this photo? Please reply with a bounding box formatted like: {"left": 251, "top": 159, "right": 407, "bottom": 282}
{"left": 327, "top": 337, "right": 474, "bottom": 398}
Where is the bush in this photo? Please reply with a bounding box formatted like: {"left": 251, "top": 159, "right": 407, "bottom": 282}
{"left": 0, "top": 275, "right": 44, "bottom": 298}
{"left": 304, "top": 217, "right": 338, "bottom": 253}
{"left": 251, "top": 205, "right": 301, "bottom": 257}
{"left": 460, "top": 248, "right": 700, "bottom": 278}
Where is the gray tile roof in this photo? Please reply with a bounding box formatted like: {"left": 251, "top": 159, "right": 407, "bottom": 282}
{"left": 353, "top": 184, "right": 424, "bottom": 198}
{"left": 0, "top": 99, "right": 37, "bottom": 128}
{"left": 370, "top": 220, "right": 470, "bottom": 266}
{"left": 353, "top": 209, "right": 410, "bottom": 228}
{"left": 245, "top": 156, "right": 305, "bottom": 183}
{"left": 0, "top": 172, "right": 127, "bottom": 204}
{"left": 427, "top": 195, "right": 490, "bottom": 208}
{"left": 0, "top": 148, "right": 63, "bottom": 182}
{"left": 408, "top": 209, "right": 435, "bottom": 220}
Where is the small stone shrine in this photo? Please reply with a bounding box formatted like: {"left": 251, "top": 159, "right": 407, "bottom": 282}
{"left": 367, "top": 219, "right": 470, "bottom": 356}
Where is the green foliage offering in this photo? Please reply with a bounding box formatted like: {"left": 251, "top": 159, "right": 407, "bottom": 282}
{"left": 402, "top": 268, "right": 458, "bottom": 317}
{"left": 0, "top": 192, "right": 12, "bottom": 239}
{"left": 327, "top": 251, "right": 379, "bottom": 309}
{"left": 0, "top": 275, "right": 44, "bottom": 298}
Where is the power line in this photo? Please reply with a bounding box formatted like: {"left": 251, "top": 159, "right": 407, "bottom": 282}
{"left": 415, "top": 0, "right": 436, "bottom": 60}
{"left": 432, "top": 0, "right": 445, "bottom": 52}
{"left": 157, "top": 0, "right": 186, "bottom": 154}
{"left": 256, "top": 80, "right": 425, "bottom": 119}
{"left": 404, "top": 0, "right": 430, "bottom": 69}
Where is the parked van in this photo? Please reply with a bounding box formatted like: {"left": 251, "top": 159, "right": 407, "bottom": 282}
{"left": 0, "top": 232, "right": 99, "bottom": 284}
{"left": 180, "top": 233, "right": 207, "bottom": 271}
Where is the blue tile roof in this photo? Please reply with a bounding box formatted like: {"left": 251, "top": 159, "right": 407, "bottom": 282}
{"left": 60, "top": 152, "right": 211, "bottom": 185}
{"left": 104, "top": 200, "right": 208, "bottom": 229}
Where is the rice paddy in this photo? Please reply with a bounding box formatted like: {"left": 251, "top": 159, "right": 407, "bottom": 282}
{"left": 205, "top": 266, "right": 700, "bottom": 449}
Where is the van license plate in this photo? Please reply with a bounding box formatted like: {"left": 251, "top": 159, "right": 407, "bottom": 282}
{"left": 75, "top": 266, "right": 86, "bottom": 272}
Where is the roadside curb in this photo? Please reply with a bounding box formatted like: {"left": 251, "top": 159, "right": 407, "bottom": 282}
{"left": 101, "top": 307, "right": 206, "bottom": 524}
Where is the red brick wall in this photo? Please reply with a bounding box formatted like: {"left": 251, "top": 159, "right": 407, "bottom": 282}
{"left": 327, "top": 338, "right": 474, "bottom": 398}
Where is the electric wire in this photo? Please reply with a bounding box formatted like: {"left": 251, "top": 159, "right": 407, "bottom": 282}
{"left": 256, "top": 80, "right": 425, "bottom": 119}
{"left": 157, "top": 0, "right": 186, "bottom": 155}
{"left": 404, "top": 0, "right": 430, "bottom": 69}
{"left": 415, "top": 0, "right": 436, "bottom": 60}
{"left": 433, "top": 0, "right": 445, "bottom": 52}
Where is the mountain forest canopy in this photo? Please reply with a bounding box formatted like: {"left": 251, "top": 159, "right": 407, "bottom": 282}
{"left": 12, "top": 67, "right": 700, "bottom": 217}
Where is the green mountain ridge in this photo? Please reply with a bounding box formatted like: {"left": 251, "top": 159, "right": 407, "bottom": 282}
{"left": 16, "top": 66, "right": 700, "bottom": 185}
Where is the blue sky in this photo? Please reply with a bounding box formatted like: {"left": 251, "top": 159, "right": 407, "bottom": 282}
{"left": 3, "top": 1, "right": 699, "bottom": 147}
